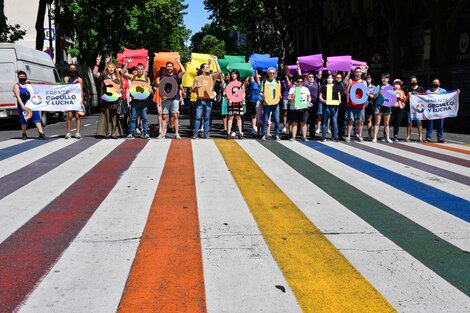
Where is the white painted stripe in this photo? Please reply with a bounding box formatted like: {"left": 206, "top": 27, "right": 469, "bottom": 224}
{"left": 192, "top": 140, "right": 301, "bottom": 313}
{"left": 337, "top": 142, "right": 470, "bottom": 200}
{"left": 84, "top": 123, "right": 91, "bottom": 127}
{"left": 411, "top": 142, "right": 470, "bottom": 159}
{"left": 360, "top": 142, "right": 470, "bottom": 177}
{"left": 49, "top": 134, "right": 60, "bottom": 138}
{"left": 0, "top": 139, "right": 75, "bottom": 178}
{"left": 239, "top": 140, "right": 470, "bottom": 312}
{"left": 18, "top": 141, "right": 171, "bottom": 313}
{"left": 0, "top": 140, "right": 122, "bottom": 245}
{"left": 281, "top": 141, "right": 470, "bottom": 252}
{"left": 0, "top": 139, "right": 27, "bottom": 150}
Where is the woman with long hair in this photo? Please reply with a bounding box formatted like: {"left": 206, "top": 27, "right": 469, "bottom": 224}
{"left": 224, "top": 69, "right": 246, "bottom": 139}
{"left": 64, "top": 64, "right": 84, "bottom": 139}
{"left": 93, "top": 54, "right": 123, "bottom": 138}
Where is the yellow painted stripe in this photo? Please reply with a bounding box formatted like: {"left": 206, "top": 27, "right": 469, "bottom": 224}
{"left": 215, "top": 140, "right": 395, "bottom": 313}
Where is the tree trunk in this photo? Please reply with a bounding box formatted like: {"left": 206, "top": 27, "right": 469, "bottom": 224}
{"left": 35, "top": 0, "right": 48, "bottom": 51}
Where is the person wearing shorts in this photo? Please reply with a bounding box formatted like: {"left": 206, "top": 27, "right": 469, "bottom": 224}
{"left": 287, "top": 75, "right": 311, "bottom": 141}
{"left": 345, "top": 67, "right": 367, "bottom": 142}
{"left": 372, "top": 73, "right": 393, "bottom": 143}
{"left": 158, "top": 57, "right": 185, "bottom": 139}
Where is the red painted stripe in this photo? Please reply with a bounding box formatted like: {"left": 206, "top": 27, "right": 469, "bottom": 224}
{"left": 391, "top": 142, "right": 470, "bottom": 168}
{"left": 0, "top": 140, "right": 147, "bottom": 313}
{"left": 422, "top": 142, "right": 470, "bottom": 155}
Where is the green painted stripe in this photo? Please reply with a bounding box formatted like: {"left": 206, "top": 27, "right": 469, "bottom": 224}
{"left": 261, "top": 141, "right": 470, "bottom": 296}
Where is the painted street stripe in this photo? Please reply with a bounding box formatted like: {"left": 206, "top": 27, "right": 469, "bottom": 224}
{"left": 0, "top": 139, "right": 27, "bottom": 150}
{"left": 118, "top": 140, "right": 207, "bottom": 313}
{"left": 391, "top": 142, "right": 470, "bottom": 168}
{"left": 0, "top": 138, "right": 51, "bottom": 161}
{"left": 417, "top": 142, "right": 470, "bottom": 159}
{"left": 18, "top": 141, "right": 171, "bottom": 313}
{"left": 423, "top": 142, "right": 470, "bottom": 155}
{"left": 341, "top": 142, "right": 470, "bottom": 198}
{"left": 266, "top": 141, "right": 470, "bottom": 296}
{"left": 0, "top": 140, "right": 147, "bottom": 313}
{"left": 300, "top": 141, "right": 470, "bottom": 251}
{"left": 192, "top": 140, "right": 301, "bottom": 312}
{"left": 307, "top": 141, "right": 470, "bottom": 222}
{"left": 215, "top": 140, "right": 394, "bottom": 313}
{"left": 0, "top": 140, "right": 122, "bottom": 245}
{"left": 0, "top": 139, "right": 74, "bottom": 179}
{"left": 0, "top": 138, "right": 99, "bottom": 200}
{"left": 242, "top": 140, "right": 470, "bottom": 312}
{"left": 359, "top": 142, "right": 470, "bottom": 178}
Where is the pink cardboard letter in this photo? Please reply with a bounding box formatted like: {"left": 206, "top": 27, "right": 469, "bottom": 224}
{"left": 226, "top": 81, "right": 244, "bottom": 102}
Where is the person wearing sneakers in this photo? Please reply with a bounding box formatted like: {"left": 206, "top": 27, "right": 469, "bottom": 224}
{"left": 372, "top": 73, "right": 393, "bottom": 143}
{"left": 13, "top": 71, "right": 46, "bottom": 140}
{"left": 157, "top": 57, "right": 185, "bottom": 139}
{"left": 391, "top": 79, "right": 407, "bottom": 142}
{"left": 260, "top": 67, "right": 282, "bottom": 141}
{"left": 404, "top": 76, "right": 426, "bottom": 142}
{"left": 281, "top": 71, "right": 292, "bottom": 134}
{"left": 125, "top": 58, "right": 151, "bottom": 139}
{"left": 287, "top": 75, "right": 311, "bottom": 141}
{"left": 425, "top": 78, "right": 447, "bottom": 143}
{"left": 64, "top": 64, "right": 85, "bottom": 139}
{"left": 345, "top": 67, "right": 367, "bottom": 142}
{"left": 319, "top": 74, "right": 341, "bottom": 142}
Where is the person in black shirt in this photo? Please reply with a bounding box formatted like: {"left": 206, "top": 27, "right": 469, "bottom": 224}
{"left": 403, "top": 76, "right": 426, "bottom": 142}
{"left": 319, "top": 74, "right": 341, "bottom": 141}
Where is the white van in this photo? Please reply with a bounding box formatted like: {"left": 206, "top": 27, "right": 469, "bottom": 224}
{"left": 0, "top": 43, "right": 60, "bottom": 125}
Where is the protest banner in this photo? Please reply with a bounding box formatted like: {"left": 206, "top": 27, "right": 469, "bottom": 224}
{"left": 153, "top": 52, "right": 181, "bottom": 77}
{"left": 25, "top": 83, "right": 82, "bottom": 111}
{"left": 327, "top": 55, "right": 352, "bottom": 71}
{"left": 410, "top": 91, "right": 459, "bottom": 120}
{"left": 117, "top": 48, "right": 148, "bottom": 68}
{"left": 298, "top": 54, "right": 323, "bottom": 72}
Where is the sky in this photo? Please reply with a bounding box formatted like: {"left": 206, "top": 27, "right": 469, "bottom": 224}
{"left": 183, "top": 0, "right": 211, "bottom": 37}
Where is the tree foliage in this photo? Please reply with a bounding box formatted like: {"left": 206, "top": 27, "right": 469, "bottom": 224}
{"left": 58, "top": 0, "right": 190, "bottom": 65}
{"left": 0, "top": 0, "right": 26, "bottom": 42}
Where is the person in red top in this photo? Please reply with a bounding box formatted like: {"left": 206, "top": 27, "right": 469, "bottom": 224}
{"left": 345, "top": 67, "right": 367, "bottom": 142}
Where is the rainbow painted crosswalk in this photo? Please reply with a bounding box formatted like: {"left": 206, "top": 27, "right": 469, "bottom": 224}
{"left": 0, "top": 138, "right": 469, "bottom": 313}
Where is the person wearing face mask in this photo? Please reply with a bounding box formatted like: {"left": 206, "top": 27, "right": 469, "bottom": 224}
{"left": 390, "top": 79, "right": 407, "bottom": 142}
{"left": 425, "top": 78, "right": 447, "bottom": 143}
{"left": 13, "top": 71, "right": 46, "bottom": 140}
{"left": 335, "top": 71, "right": 350, "bottom": 140}
{"left": 191, "top": 57, "right": 222, "bottom": 139}
{"left": 319, "top": 74, "right": 341, "bottom": 142}
{"left": 345, "top": 67, "right": 368, "bottom": 142}
{"left": 64, "top": 65, "right": 84, "bottom": 139}
{"left": 364, "top": 74, "right": 376, "bottom": 139}
{"left": 287, "top": 75, "right": 311, "bottom": 141}
{"left": 404, "top": 76, "right": 426, "bottom": 142}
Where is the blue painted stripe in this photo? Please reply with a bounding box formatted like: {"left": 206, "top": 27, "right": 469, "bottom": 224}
{"left": 0, "top": 140, "right": 51, "bottom": 161}
{"left": 303, "top": 141, "right": 470, "bottom": 222}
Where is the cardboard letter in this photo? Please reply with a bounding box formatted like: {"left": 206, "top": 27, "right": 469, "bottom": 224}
{"left": 195, "top": 76, "right": 214, "bottom": 99}
{"left": 159, "top": 76, "right": 178, "bottom": 99}
{"left": 349, "top": 83, "right": 368, "bottom": 104}
{"left": 326, "top": 84, "right": 340, "bottom": 105}
{"left": 381, "top": 85, "right": 397, "bottom": 107}
{"left": 264, "top": 82, "right": 281, "bottom": 105}
{"left": 226, "top": 81, "right": 244, "bottom": 102}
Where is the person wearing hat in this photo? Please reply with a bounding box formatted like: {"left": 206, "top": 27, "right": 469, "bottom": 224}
{"left": 391, "top": 79, "right": 407, "bottom": 142}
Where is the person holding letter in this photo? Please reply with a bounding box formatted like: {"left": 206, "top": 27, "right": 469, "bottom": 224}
{"left": 64, "top": 64, "right": 84, "bottom": 139}
{"left": 391, "top": 79, "right": 407, "bottom": 142}
{"left": 287, "top": 75, "right": 311, "bottom": 141}
{"left": 224, "top": 69, "right": 246, "bottom": 139}
{"left": 93, "top": 55, "right": 123, "bottom": 139}
{"left": 345, "top": 67, "right": 368, "bottom": 142}
{"left": 372, "top": 73, "right": 393, "bottom": 143}
{"left": 191, "top": 56, "right": 221, "bottom": 139}
{"left": 319, "top": 74, "right": 341, "bottom": 142}
{"left": 260, "top": 67, "right": 282, "bottom": 141}
{"left": 365, "top": 75, "right": 376, "bottom": 139}
{"left": 157, "top": 57, "right": 185, "bottom": 139}
{"left": 404, "top": 76, "right": 426, "bottom": 142}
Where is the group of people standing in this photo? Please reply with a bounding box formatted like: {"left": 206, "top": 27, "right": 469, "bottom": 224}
{"left": 13, "top": 54, "right": 451, "bottom": 143}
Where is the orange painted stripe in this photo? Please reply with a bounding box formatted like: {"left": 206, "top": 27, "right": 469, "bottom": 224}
{"left": 422, "top": 142, "right": 470, "bottom": 155}
{"left": 118, "top": 140, "right": 206, "bottom": 313}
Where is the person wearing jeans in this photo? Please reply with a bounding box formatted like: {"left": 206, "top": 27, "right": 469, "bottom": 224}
{"left": 194, "top": 99, "right": 213, "bottom": 138}
{"left": 319, "top": 74, "right": 340, "bottom": 141}
{"left": 260, "top": 67, "right": 282, "bottom": 141}
{"left": 425, "top": 78, "right": 447, "bottom": 143}
{"left": 129, "top": 100, "right": 148, "bottom": 138}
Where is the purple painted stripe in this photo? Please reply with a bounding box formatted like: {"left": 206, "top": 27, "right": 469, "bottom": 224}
{"left": 391, "top": 143, "right": 470, "bottom": 168}
{"left": 0, "top": 138, "right": 100, "bottom": 200}
{"left": 350, "top": 143, "right": 470, "bottom": 186}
